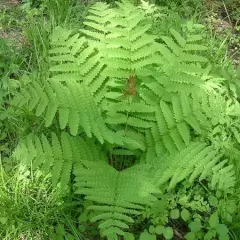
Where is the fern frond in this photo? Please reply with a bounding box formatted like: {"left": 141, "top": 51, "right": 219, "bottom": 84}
{"left": 13, "top": 132, "right": 78, "bottom": 192}
{"left": 88, "top": 1, "right": 160, "bottom": 89}
{"left": 184, "top": 44, "right": 208, "bottom": 51}
{"left": 170, "top": 28, "right": 186, "bottom": 47}
{"left": 81, "top": 2, "right": 115, "bottom": 43}
{"left": 106, "top": 112, "right": 151, "bottom": 129}
{"left": 154, "top": 28, "right": 210, "bottom": 95}
{"left": 144, "top": 130, "right": 158, "bottom": 163}
{"left": 12, "top": 81, "right": 116, "bottom": 144}
{"left": 74, "top": 160, "right": 158, "bottom": 238}
{"left": 179, "top": 53, "right": 208, "bottom": 63}
{"left": 211, "top": 164, "right": 235, "bottom": 193}
{"left": 153, "top": 97, "right": 197, "bottom": 152}
{"left": 151, "top": 143, "right": 235, "bottom": 192}
{"left": 49, "top": 28, "right": 106, "bottom": 95}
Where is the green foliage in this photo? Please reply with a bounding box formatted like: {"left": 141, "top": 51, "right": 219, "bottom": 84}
{"left": 0, "top": 34, "right": 29, "bottom": 161}
{"left": 154, "top": 0, "right": 205, "bottom": 18}
{"left": 75, "top": 160, "right": 159, "bottom": 238}
{"left": 13, "top": 132, "right": 109, "bottom": 192}
{"left": 3, "top": 0, "right": 240, "bottom": 239}
{"left": 13, "top": 80, "right": 109, "bottom": 139}
{"left": 185, "top": 212, "right": 230, "bottom": 240}
{"left": 14, "top": 132, "right": 74, "bottom": 192}
{"left": 153, "top": 142, "right": 235, "bottom": 193}
{"left": 139, "top": 231, "right": 156, "bottom": 240}
{"left": 49, "top": 223, "right": 83, "bottom": 240}
{"left": 0, "top": 162, "right": 77, "bottom": 239}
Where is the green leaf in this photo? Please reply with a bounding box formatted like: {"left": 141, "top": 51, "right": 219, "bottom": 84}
{"left": 209, "top": 212, "right": 219, "bottom": 228}
{"left": 163, "top": 227, "right": 173, "bottom": 240}
{"left": 216, "top": 224, "right": 229, "bottom": 236}
{"left": 78, "top": 213, "right": 89, "bottom": 223}
{"left": 225, "top": 213, "right": 232, "bottom": 223}
{"left": 208, "top": 196, "right": 218, "bottom": 207}
{"left": 204, "top": 229, "right": 216, "bottom": 240}
{"left": 219, "top": 234, "right": 229, "bottom": 240}
{"left": 149, "top": 225, "right": 155, "bottom": 234}
{"left": 65, "top": 234, "right": 75, "bottom": 240}
{"left": 170, "top": 209, "right": 180, "bottom": 219}
{"left": 124, "top": 232, "right": 135, "bottom": 240}
{"left": 155, "top": 225, "right": 165, "bottom": 235}
{"left": 185, "top": 232, "right": 196, "bottom": 240}
{"left": 79, "top": 225, "right": 86, "bottom": 232}
{"left": 139, "top": 231, "right": 156, "bottom": 240}
{"left": 56, "top": 224, "right": 65, "bottom": 235}
{"left": 178, "top": 195, "right": 188, "bottom": 205}
{"left": 181, "top": 209, "right": 190, "bottom": 221}
{"left": 189, "top": 221, "right": 202, "bottom": 233}
{"left": 56, "top": 235, "right": 64, "bottom": 240}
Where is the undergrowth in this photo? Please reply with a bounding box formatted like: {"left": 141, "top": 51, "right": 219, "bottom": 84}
{"left": 0, "top": 163, "right": 79, "bottom": 240}
{"left": 0, "top": 0, "right": 240, "bottom": 239}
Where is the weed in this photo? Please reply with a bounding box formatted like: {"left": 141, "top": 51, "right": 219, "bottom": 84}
{"left": 0, "top": 161, "right": 81, "bottom": 239}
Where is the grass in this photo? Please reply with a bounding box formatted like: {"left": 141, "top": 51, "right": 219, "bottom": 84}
{"left": 0, "top": 162, "right": 80, "bottom": 239}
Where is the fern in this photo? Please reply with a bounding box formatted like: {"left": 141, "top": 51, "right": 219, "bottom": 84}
{"left": 13, "top": 81, "right": 101, "bottom": 139}
{"left": 151, "top": 143, "right": 235, "bottom": 193}
{"left": 140, "top": 93, "right": 207, "bottom": 155}
{"left": 73, "top": 141, "right": 235, "bottom": 238}
{"left": 49, "top": 26, "right": 106, "bottom": 99}
{"left": 13, "top": 132, "right": 73, "bottom": 192}
{"left": 210, "top": 161, "right": 235, "bottom": 193}
{"left": 14, "top": 80, "right": 146, "bottom": 150}
{"left": 10, "top": 1, "right": 239, "bottom": 239}
{"left": 44, "top": 3, "right": 213, "bottom": 158}
{"left": 81, "top": 2, "right": 116, "bottom": 43}
{"left": 85, "top": 0, "right": 161, "bottom": 101}
{"left": 149, "top": 27, "right": 211, "bottom": 95}
{"left": 13, "top": 132, "right": 109, "bottom": 192}
{"left": 74, "top": 160, "right": 159, "bottom": 239}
